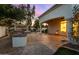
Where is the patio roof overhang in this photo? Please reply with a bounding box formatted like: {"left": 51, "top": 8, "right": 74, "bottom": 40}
{"left": 42, "top": 16, "right": 65, "bottom": 23}
{"left": 39, "top": 4, "right": 73, "bottom": 23}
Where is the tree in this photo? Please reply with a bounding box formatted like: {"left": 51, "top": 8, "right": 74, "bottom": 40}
{"left": 0, "top": 4, "right": 15, "bottom": 30}
{"left": 0, "top": 4, "right": 27, "bottom": 32}
{"left": 33, "top": 20, "right": 40, "bottom": 31}
{"left": 25, "top": 4, "right": 35, "bottom": 31}
{"left": 69, "top": 5, "right": 79, "bottom": 44}
{"left": 17, "top": 4, "right": 27, "bottom": 24}
{"left": 0, "top": 4, "right": 35, "bottom": 32}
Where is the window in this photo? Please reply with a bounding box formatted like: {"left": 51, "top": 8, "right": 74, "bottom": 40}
{"left": 60, "top": 21, "right": 67, "bottom": 32}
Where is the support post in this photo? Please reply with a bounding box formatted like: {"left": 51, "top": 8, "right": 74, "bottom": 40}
{"left": 67, "top": 19, "right": 74, "bottom": 44}
{"left": 39, "top": 23, "right": 42, "bottom": 33}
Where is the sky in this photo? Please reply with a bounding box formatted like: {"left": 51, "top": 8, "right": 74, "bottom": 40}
{"left": 13, "top": 4, "right": 53, "bottom": 17}
{"left": 34, "top": 4, "right": 53, "bottom": 17}
{"left": 32, "top": 4, "right": 53, "bottom": 25}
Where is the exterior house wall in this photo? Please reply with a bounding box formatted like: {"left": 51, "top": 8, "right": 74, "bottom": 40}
{"left": 39, "top": 4, "right": 79, "bottom": 44}
{"left": 39, "top": 4, "right": 73, "bottom": 23}
{"left": 39, "top": 5, "right": 74, "bottom": 37}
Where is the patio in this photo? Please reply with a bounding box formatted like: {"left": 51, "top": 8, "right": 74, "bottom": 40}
{"left": 26, "top": 32, "right": 67, "bottom": 54}
{"left": 0, "top": 32, "right": 67, "bottom": 55}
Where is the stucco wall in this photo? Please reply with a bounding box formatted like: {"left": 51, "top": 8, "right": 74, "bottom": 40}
{"left": 39, "top": 4, "right": 73, "bottom": 23}
{"left": 0, "top": 26, "right": 7, "bottom": 37}
{"left": 0, "top": 26, "right": 11, "bottom": 48}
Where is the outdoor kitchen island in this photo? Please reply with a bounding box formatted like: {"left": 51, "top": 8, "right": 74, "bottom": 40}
{"left": 12, "top": 31, "right": 27, "bottom": 47}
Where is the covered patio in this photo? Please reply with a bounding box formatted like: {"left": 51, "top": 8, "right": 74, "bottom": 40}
{"left": 43, "top": 17, "right": 67, "bottom": 36}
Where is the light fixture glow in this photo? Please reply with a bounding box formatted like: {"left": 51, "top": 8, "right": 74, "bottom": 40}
{"left": 60, "top": 21, "right": 67, "bottom": 32}
{"left": 73, "top": 22, "right": 78, "bottom": 36}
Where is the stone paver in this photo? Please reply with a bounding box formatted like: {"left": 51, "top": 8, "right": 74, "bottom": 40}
{"left": 23, "top": 33, "right": 67, "bottom": 54}
{"left": 0, "top": 32, "right": 67, "bottom": 55}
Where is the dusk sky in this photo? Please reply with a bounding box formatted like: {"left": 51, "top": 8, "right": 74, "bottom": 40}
{"left": 13, "top": 4, "right": 53, "bottom": 17}
{"left": 34, "top": 4, "right": 53, "bottom": 17}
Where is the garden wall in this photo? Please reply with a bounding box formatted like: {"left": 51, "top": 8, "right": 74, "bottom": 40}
{"left": 0, "top": 26, "right": 11, "bottom": 48}
{"left": 0, "top": 26, "right": 7, "bottom": 37}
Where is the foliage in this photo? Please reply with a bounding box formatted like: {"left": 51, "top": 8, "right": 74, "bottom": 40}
{"left": 72, "top": 5, "right": 79, "bottom": 43}
{"left": 54, "top": 47, "right": 79, "bottom": 55}
{"left": 33, "top": 20, "right": 40, "bottom": 30}
{"left": 73, "top": 5, "right": 79, "bottom": 18}
{"left": 42, "top": 28, "right": 48, "bottom": 33}
{"left": 0, "top": 4, "right": 36, "bottom": 32}
{"left": 0, "top": 4, "right": 27, "bottom": 26}
{"left": 25, "top": 4, "right": 35, "bottom": 31}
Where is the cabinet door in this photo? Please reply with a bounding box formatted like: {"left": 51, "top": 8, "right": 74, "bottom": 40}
{"left": 12, "top": 37, "right": 27, "bottom": 47}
